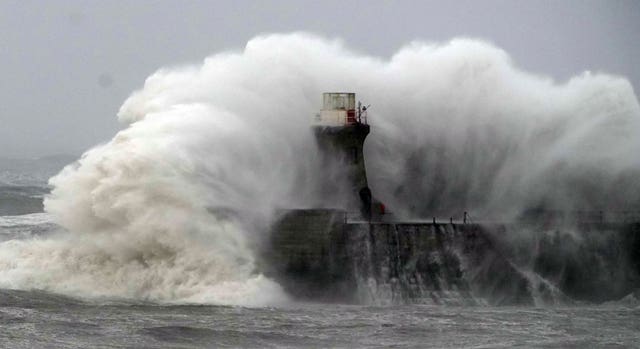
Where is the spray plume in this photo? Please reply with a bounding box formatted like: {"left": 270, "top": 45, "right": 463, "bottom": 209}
{"left": 0, "top": 33, "right": 638, "bottom": 305}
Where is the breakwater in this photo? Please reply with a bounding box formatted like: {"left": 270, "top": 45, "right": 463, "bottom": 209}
{"left": 264, "top": 209, "right": 640, "bottom": 305}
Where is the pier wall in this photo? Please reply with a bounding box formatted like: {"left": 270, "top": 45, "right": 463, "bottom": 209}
{"left": 264, "top": 210, "right": 640, "bottom": 305}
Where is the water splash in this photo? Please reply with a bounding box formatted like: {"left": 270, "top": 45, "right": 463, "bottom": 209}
{"left": 0, "top": 33, "right": 638, "bottom": 305}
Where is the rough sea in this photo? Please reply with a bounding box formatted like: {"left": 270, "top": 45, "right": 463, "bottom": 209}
{"left": 2, "top": 294, "right": 639, "bottom": 349}
{"left": 1, "top": 158, "right": 639, "bottom": 349}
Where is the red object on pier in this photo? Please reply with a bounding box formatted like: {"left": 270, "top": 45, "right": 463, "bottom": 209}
{"left": 347, "top": 109, "right": 357, "bottom": 124}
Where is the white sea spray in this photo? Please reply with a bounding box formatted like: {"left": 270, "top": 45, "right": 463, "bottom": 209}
{"left": 0, "top": 33, "right": 638, "bottom": 305}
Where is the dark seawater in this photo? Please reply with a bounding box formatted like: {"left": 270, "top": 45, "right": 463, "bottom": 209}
{"left": 1, "top": 209, "right": 639, "bottom": 348}
{"left": 0, "top": 155, "right": 75, "bottom": 216}
{"left": 0, "top": 290, "right": 638, "bottom": 349}
{"left": 0, "top": 185, "right": 46, "bottom": 216}
{"left": 1, "top": 158, "right": 639, "bottom": 348}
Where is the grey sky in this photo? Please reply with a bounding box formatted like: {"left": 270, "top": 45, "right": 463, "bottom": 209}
{"left": 1, "top": 0, "right": 638, "bottom": 158}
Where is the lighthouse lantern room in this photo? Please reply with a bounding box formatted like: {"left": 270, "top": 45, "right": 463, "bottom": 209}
{"left": 315, "top": 92, "right": 366, "bottom": 126}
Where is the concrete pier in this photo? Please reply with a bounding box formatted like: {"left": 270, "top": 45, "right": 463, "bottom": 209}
{"left": 264, "top": 209, "right": 640, "bottom": 305}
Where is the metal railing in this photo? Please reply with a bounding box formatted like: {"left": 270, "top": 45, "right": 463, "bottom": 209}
{"left": 518, "top": 210, "right": 640, "bottom": 224}
{"left": 342, "top": 209, "right": 640, "bottom": 225}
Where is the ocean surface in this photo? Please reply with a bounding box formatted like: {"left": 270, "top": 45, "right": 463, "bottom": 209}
{"left": 1, "top": 158, "right": 639, "bottom": 348}
{"left": 1, "top": 291, "right": 639, "bottom": 349}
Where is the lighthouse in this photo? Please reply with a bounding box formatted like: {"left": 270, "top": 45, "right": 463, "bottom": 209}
{"left": 313, "top": 92, "right": 372, "bottom": 220}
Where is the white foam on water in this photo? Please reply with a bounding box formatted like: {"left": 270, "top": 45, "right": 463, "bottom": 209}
{"left": 0, "top": 212, "right": 54, "bottom": 228}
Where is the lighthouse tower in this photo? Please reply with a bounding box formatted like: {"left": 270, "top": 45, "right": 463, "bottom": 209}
{"left": 313, "top": 92, "right": 372, "bottom": 220}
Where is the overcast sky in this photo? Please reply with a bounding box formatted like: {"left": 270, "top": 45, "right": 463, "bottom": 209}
{"left": 1, "top": 0, "right": 638, "bottom": 158}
